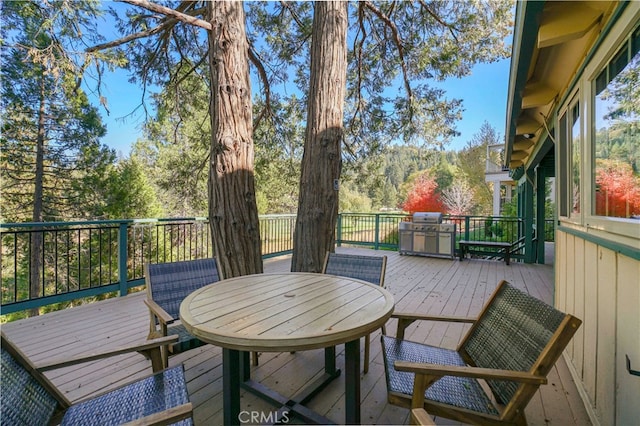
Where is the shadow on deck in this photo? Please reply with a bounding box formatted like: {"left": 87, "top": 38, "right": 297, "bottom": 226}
{"left": 1, "top": 247, "right": 589, "bottom": 425}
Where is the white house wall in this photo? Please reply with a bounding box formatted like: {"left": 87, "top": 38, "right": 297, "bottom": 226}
{"left": 551, "top": 4, "right": 640, "bottom": 425}
{"left": 615, "top": 255, "right": 640, "bottom": 426}
{"left": 555, "top": 232, "right": 639, "bottom": 425}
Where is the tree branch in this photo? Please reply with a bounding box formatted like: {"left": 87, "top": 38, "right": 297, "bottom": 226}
{"left": 86, "top": 19, "right": 177, "bottom": 52}
{"left": 248, "top": 44, "right": 272, "bottom": 131}
{"left": 118, "top": 0, "right": 212, "bottom": 31}
{"left": 175, "top": 52, "right": 208, "bottom": 87}
{"left": 416, "top": 0, "right": 459, "bottom": 42}
{"left": 279, "top": 1, "right": 306, "bottom": 30}
{"left": 363, "top": 1, "right": 413, "bottom": 103}
{"left": 348, "top": 3, "right": 366, "bottom": 129}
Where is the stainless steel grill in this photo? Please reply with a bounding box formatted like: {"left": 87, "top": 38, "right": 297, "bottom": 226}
{"left": 399, "top": 212, "right": 455, "bottom": 259}
{"left": 412, "top": 212, "right": 443, "bottom": 224}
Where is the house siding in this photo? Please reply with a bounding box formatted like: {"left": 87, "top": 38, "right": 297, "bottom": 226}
{"left": 508, "top": 2, "right": 639, "bottom": 424}
{"left": 616, "top": 255, "right": 640, "bottom": 426}
{"left": 556, "top": 230, "right": 639, "bottom": 425}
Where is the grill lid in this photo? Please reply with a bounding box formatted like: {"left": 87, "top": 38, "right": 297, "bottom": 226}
{"left": 412, "top": 212, "right": 443, "bottom": 223}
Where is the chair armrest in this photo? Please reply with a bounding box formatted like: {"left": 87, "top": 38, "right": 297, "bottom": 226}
{"left": 391, "top": 312, "right": 476, "bottom": 339}
{"left": 122, "top": 402, "right": 193, "bottom": 426}
{"left": 394, "top": 361, "right": 547, "bottom": 385}
{"left": 391, "top": 312, "right": 476, "bottom": 322}
{"left": 410, "top": 408, "right": 436, "bottom": 426}
{"left": 144, "top": 298, "right": 175, "bottom": 325}
{"left": 36, "top": 335, "right": 179, "bottom": 372}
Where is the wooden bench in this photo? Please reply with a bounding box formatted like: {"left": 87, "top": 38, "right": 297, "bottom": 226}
{"left": 458, "top": 240, "right": 512, "bottom": 265}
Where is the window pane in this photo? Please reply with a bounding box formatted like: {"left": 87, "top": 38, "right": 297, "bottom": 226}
{"left": 593, "top": 44, "right": 640, "bottom": 219}
{"left": 609, "top": 45, "right": 629, "bottom": 80}
{"left": 571, "top": 102, "right": 580, "bottom": 215}
{"left": 559, "top": 112, "right": 568, "bottom": 217}
{"left": 596, "top": 69, "right": 608, "bottom": 95}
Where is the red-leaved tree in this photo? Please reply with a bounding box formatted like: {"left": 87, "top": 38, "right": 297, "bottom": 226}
{"left": 595, "top": 162, "right": 640, "bottom": 218}
{"left": 400, "top": 174, "right": 446, "bottom": 214}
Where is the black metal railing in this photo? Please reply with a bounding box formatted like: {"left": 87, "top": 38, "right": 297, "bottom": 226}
{"left": 336, "top": 213, "right": 407, "bottom": 249}
{"left": 1, "top": 215, "right": 297, "bottom": 315}
{"left": 335, "top": 213, "right": 530, "bottom": 261}
{"left": 126, "top": 219, "right": 213, "bottom": 283}
{"left": 260, "top": 214, "right": 296, "bottom": 258}
{"left": 2, "top": 220, "right": 127, "bottom": 315}
{"left": 446, "top": 215, "right": 525, "bottom": 261}
{"left": 445, "top": 215, "right": 522, "bottom": 243}
{"left": 1, "top": 213, "right": 552, "bottom": 316}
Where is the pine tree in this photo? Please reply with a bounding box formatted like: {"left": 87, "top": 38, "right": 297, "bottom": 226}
{"left": 1, "top": 1, "right": 115, "bottom": 315}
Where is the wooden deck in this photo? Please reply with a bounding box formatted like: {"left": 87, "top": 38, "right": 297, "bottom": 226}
{"left": 1, "top": 247, "right": 591, "bottom": 425}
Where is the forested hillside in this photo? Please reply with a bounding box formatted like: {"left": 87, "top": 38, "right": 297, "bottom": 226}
{"left": 128, "top": 114, "right": 502, "bottom": 217}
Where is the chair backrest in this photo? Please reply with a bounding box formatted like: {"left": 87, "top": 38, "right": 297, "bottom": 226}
{"left": 145, "top": 258, "right": 222, "bottom": 320}
{"left": 322, "top": 252, "right": 387, "bottom": 287}
{"left": 459, "top": 280, "right": 582, "bottom": 415}
{"left": 1, "top": 332, "right": 67, "bottom": 425}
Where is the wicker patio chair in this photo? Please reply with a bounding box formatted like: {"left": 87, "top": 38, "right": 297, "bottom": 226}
{"left": 145, "top": 258, "right": 260, "bottom": 367}
{"left": 323, "top": 251, "right": 388, "bottom": 373}
{"left": 145, "top": 258, "right": 222, "bottom": 368}
{"left": 1, "top": 331, "right": 192, "bottom": 426}
{"left": 381, "top": 280, "right": 582, "bottom": 426}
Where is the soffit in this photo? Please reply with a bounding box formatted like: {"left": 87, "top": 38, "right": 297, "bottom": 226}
{"left": 506, "top": 1, "right": 616, "bottom": 170}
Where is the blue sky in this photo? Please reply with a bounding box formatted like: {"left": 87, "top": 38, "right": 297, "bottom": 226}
{"left": 433, "top": 58, "right": 511, "bottom": 149}
{"left": 87, "top": 67, "right": 150, "bottom": 157}
{"left": 95, "top": 56, "right": 511, "bottom": 156}
{"left": 90, "top": 1, "right": 513, "bottom": 156}
{"left": 92, "top": 0, "right": 512, "bottom": 157}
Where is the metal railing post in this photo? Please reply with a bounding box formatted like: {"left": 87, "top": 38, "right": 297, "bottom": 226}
{"left": 374, "top": 214, "right": 380, "bottom": 250}
{"left": 523, "top": 171, "right": 535, "bottom": 264}
{"left": 464, "top": 216, "right": 470, "bottom": 241}
{"left": 336, "top": 214, "right": 342, "bottom": 247}
{"left": 118, "top": 222, "right": 128, "bottom": 296}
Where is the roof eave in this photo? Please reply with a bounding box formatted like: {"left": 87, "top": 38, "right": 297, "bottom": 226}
{"left": 505, "top": 1, "right": 545, "bottom": 168}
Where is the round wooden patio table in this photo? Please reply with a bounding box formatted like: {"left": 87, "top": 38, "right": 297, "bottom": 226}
{"left": 180, "top": 272, "right": 395, "bottom": 425}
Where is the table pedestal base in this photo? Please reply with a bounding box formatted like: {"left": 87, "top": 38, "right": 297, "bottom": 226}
{"left": 223, "top": 340, "right": 361, "bottom": 425}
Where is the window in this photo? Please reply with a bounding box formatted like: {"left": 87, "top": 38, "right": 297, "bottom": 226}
{"left": 571, "top": 102, "right": 581, "bottom": 216}
{"left": 558, "top": 113, "right": 568, "bottom": 217}
{"left": 593, "top": 25, "right": 640, "bottom": 219}
{"left": 558, "top": 96, "right": 581, "bottom": 219}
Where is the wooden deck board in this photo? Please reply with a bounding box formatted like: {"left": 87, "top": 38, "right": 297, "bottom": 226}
{"left": 1, "top": 246, "right": 592, "bottom": 425}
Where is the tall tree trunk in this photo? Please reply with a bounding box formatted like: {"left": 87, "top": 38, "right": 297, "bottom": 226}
{"left": 207, "top": 1, "right": 263, "bottom": 278}
{"left": 291, "top": 1, "right": 348, "bottom": 272}
{"left": 29, "top": 70, "right": 46, "bottom": 317}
